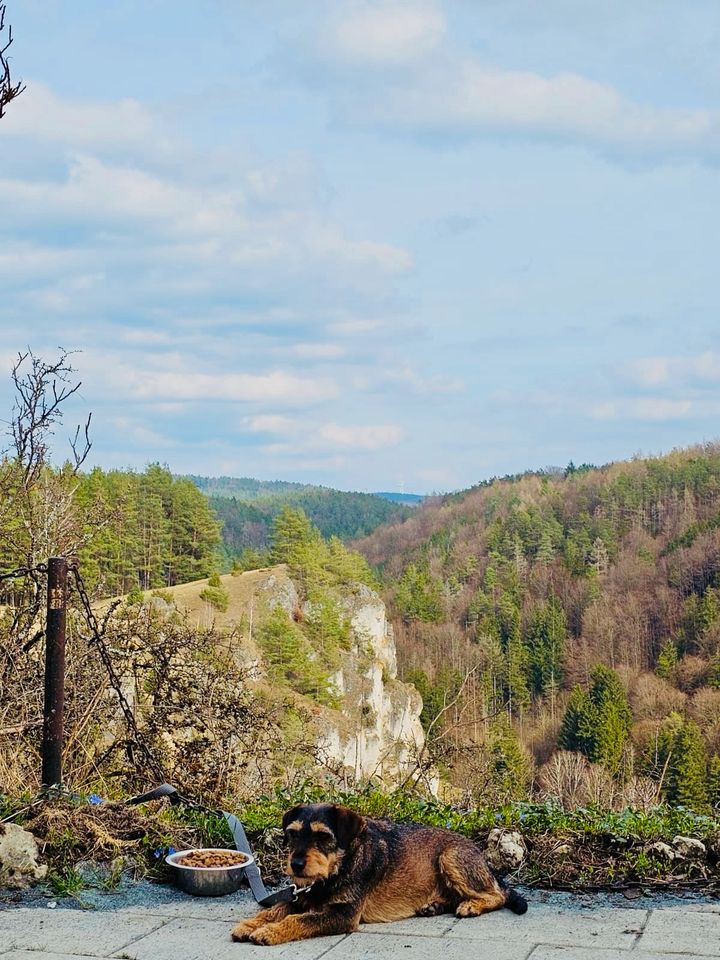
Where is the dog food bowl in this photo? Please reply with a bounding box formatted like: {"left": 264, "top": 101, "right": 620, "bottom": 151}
{"left": 165, "top": 848, "right": 253, "bottom": 897}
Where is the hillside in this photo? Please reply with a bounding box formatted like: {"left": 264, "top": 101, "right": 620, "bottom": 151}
{"left": 186, "top": 474, "right": 412, "bottom": 561}
{"left": 355, "top": 444, "right": 720, "bottom": 811}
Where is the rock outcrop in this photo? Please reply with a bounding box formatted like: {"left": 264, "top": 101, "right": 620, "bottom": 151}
{"left": 252, "top": 569, "right": 426, "bottom": 787}
{"left": 0, "top": 823, "right": 47, "bottom": 888}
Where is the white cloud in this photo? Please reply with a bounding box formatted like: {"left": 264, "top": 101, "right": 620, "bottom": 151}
{"left": 362, "top": 58, "right": 720, "bottom": 160}
{"left": 290, "top": 342, "right": 346, "bottom": 359}
{"left": 632, "top": 351, "right": 720, "bottom": 386}
{"left": 0, "top": 82, "right": 163, "bottom": 153}
{"left": 0, "top": 154, "right": 412, "bottom": 280}
{"left": 322, "top": 2, "right": 446, "bottom": 65}
{"left": 381, "top": 364, "right": 464, "bottom": 394}
{"left": 245, "top": 414, "right": 296, "bottom": 433}
{"left": 633, "top": 356, "right": 674, "bottom": 387}
{"left": 242, "top": 414, "right": 404, "bottom": 454}
{"left": 590, "top": 398, "right": 693, "bottom": 421}
{"left": 318, "top": 421, "right": 403, "bottom": 449}
{"left": 110, "top": 417, "right": 177, "bottom": 448}
{"left": 327, "top": 317, "right": 385, "bottom": 336}
{"left": 88, "top": 357, "right": 339, "bottom": 407}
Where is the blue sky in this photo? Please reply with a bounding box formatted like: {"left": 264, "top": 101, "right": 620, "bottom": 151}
{"left": 1, "top": 0, "right": 720, "bottom": 493}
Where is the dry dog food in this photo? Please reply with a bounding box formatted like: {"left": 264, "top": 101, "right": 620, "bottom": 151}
{"left": 177, "top": 849, "right": 249, "bottom": 869}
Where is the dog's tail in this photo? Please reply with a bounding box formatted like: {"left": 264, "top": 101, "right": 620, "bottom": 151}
{"left": 503, "top": 886, "right": 528, "bottom": 915}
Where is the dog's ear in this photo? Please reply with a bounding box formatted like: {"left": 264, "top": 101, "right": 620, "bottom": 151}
{"left": 333, "top": 805, "right": 366, "bottom": 848}
{"left": 282, "top": 806, "right": 302, "bottom": 832}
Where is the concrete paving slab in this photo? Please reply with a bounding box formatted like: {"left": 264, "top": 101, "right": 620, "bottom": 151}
{"left": 1, "top": 953, "right": 110, "bottom": 960}
{"left": 639, "top": 909, "right": 720, "bottom": 957}
{"left": 0, "top": 908, "right": 166, "bottom": 957}
{"left": 444, "top": 903, "right": 647, "bottom": 950}
{"left": 358, "top": 915, "right": 455, "bottom": 937}
{"left": 119, "top": 894, "right": 256, "bottom": 922}
{"left": 529, "top": 948, "right": 710, "bottom": 960}
{"left": 112, "top": 917, "right": 346, "bottom": 960}
{"left": 322, "top": 933, "right": 533, "bottom": 960}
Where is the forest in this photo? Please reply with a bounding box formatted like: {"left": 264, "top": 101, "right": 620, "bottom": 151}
{"left": 189, "top": 474, "right": 411, "bottom": 564}
{"left": 356, "top": 447, "right": 720, "bottom": 812}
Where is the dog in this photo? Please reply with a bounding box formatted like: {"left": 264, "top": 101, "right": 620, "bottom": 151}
{"left": 231, "top": 803, "right": 527, "bottom": 945}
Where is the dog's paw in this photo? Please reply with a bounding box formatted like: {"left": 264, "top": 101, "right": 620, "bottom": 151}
{"left": 230, "top": 920, "right": 259, "bottom": 942}
{"left": 248, "top": 923, "right": 288, "bottom": 946}
{"left": 416, "top": 900, "right": 448, "bottom": 917}
{"left": 456, "top": 900, "right": 482, "bottom": 918}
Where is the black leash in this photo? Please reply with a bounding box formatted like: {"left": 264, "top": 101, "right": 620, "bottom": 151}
{"left": 127, "top": 783, "right": 298, "bottom": 907}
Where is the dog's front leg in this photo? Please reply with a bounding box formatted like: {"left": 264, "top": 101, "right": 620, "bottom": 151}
{"left": 231, "top": 903, "right": 291, "bottom": 942}
{"left": 248, "top": 902, "right": 360, "bottom": 946}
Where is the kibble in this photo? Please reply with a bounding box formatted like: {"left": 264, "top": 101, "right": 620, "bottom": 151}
{"left": 177, "top": 849, "right": 249, "bottom": 869}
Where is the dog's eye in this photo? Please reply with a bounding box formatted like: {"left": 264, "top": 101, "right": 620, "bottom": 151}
{"left": 285, "top": 828, "right": 298, "bottom": 840}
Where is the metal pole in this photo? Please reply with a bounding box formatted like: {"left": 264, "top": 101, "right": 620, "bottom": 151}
{"left": 41, "top": 557, "right": 67, "bottom": 787}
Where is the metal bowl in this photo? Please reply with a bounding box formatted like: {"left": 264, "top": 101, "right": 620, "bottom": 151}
{"left": 166, "top": 848, "right": 254, "bottom": 897}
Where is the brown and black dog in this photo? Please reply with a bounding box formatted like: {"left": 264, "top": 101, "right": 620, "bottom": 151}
{"left": 231, "top": 803, "right": 527, "bottom": 946}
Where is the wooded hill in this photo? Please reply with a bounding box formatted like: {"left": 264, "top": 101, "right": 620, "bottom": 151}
{"left": 187, "top": 474, "right": 411, "bottom": 564}
{"left": 355, "top": 444, "right": 720, "bottom": 811}
{"left": 76, "top": 464, "right": 222, "bottom": 596}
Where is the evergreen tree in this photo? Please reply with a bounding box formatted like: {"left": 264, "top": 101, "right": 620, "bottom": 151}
{"left": 655, "top": 639, "right": 679, "bottom": 680}
{"left": 395, "top": 564, "right": 444, "bottom": 623}
{"left": 558, "top": 685, "right": 593, "bottom": 753}
{"left": 487, "top": 715, "right": 531, "bottom": 800}
{"left": 557, "top": 666, "right": 632, "bottom": 774}
{"left": 256, "top": 605, "right": 336, "bottom": 704}
{"left": 668, "top": 719, "right": 709, "bottom": 812}
{"left": 269, "top": 506, "right": 321, "bottom": 568}
{"left": 536, "top": 529, "right": 555, "bottom": 565}
{"left": 586, "top": 665, "right": 633, "bottom": 773}
{"left": 527, "top": 596, "right": 566, "bottom": 697}
{"left": 497, "top": 594, "right": 530, "bottom": 715}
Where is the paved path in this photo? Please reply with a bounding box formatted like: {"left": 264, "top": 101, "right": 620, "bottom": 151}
{"left": 2, "top": 889, "right": 720, "bottom": 960}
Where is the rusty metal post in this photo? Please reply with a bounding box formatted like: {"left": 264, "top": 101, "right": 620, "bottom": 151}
{"left": 41, "top": 557, "right": 67, "bottom": 786}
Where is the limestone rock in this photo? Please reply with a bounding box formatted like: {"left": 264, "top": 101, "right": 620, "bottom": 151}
{"left": 486, "top": 829, "right": 526, "bottom": 869}
{"left": 554, "top": 843, "right": 573, "bottom": 856}
{"left": 672, "top": 835, "right": 706, "bottom": 858}
{"left": 0, "top": 823, "right": 48, "bottom": 888}
{"left": 647, "top": 841, "right": 676, "bottom": 860}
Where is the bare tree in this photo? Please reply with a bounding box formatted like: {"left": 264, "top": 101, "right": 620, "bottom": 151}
{"left": 0, "top": 350, "right": 94, "bottom": 657}
{"left": 9, "top": 349, "right": 92, "bottom": 488}
{"left": 0, "top": 2, "right": 24, "bottom": 119}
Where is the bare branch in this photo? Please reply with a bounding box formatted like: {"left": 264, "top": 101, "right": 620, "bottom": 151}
{"left": 70, "top": 412, "right": 93, "bottom": 474}
{"left": 0, "top": 3, "right": 25, "bottom": 120}
{"left": 8, "top": 348, "right": 89, "bottom": 486}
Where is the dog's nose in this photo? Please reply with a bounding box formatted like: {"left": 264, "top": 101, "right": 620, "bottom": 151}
{"left": 290, "top": 856, "right": 305, "bottom": 874}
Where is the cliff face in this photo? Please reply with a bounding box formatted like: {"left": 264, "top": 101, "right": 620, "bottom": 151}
{"left": 321, "top": 585, "right": 426, "bottom": 786}
{"left": 248, "top": 568, "right": 427, "bottom": 787}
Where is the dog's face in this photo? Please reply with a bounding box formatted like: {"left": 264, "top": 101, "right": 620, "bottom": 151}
{"left": 281, "top": 804, "right": 365, "bottom": 885}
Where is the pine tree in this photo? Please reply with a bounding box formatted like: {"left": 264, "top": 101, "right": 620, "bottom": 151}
{"left": 527, "top": 596, "right": 566, "bottom": 697}
{"left": 536, "top": 529, "right": 555, "bottom": 566}
{"left": 655, "top": 639, "right": 678, "bottom": 680}
{"left": 256, "top": 605, "right": 335, "bottom": 704}
{"left": 269, "top": 506, "right": 321, "bottom": 567}
{"left": 586, "top": 665, "right": 633, "bottom": 773}
{"left": 395, "top": 564, "right": 444, "bottom": 623}
{"left": 497, "top": 594, "right": 529, "bottom": 715}
{"left": 558, "top": 685, "right": 593, "bottom": 753}
{"left": 487, "top": 715, "right": 531, "bottom": 801}
{"left": 668, "top": 719, "right": 709, "bottom": 812}
{"left": 557, "top": 666, "right": 632, "bottom": 774}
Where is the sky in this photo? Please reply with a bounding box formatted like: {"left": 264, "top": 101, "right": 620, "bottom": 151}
{"left": 1, "top": 0, "right": 720, "bottom": 493}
